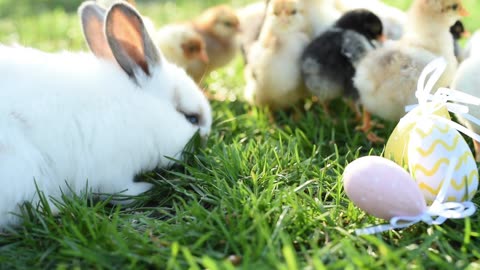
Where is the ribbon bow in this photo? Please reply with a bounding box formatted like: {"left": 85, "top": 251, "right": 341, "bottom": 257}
{"left": 356, "top": 157, "right": 476, "bottom": 235}
{"left": 405, "top": 57, "right": 480, "bottom": 142}
{"left": 356, "top": 58, "right": 479, "bottom": 235}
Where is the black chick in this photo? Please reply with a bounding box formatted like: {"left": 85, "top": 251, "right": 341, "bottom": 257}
{"left": 301, "top": 9, "right": 384, "bottom": 115}
{"left": 450, "top": 20, "right": 468, "bottom": 61}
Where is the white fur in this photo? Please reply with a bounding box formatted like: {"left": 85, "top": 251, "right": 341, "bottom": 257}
{"left": 0, "top": 39, "right": 211, "bottom": 228}
{"left": 452, "top": 56, "right": 480, "bottom": 138}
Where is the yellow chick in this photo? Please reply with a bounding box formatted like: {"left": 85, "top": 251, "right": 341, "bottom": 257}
{"left": 238, "top": 0, "right": 339, "bottom": 58}
{"left": 155, "top": 24, "right": 209, "bottom": 70}
{"left": 244, "top": 0, "right": 310, "bottom": 110}
{"left": 187, "top": 5, "right": 241, "bottom": 82}
{"left": 353, "top": 0, "right": 468, "bottom": 142}
{"left": 237, "top": 1, "right": 268, "bottom": 62}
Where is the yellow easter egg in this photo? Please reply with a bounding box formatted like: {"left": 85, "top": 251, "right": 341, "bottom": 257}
{"left": 408, "top": 118, "right": 479, "bottom": 203}
{"left": 385, "top": 102, "right": 451, "bottom": 167}
{"left": 385, "top": 119, "right": 416, "bottom": 167}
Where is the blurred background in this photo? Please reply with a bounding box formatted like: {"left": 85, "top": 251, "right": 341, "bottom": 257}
{"left": 0, "top": 0, "right": 479, "bottom": 52}
{"left": 0, "top": 0, "right": 248, "bottom": 50}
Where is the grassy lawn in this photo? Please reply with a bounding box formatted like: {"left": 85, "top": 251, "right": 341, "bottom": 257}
{"left": 1, "top": 0, "right": 480, "bottom": 269}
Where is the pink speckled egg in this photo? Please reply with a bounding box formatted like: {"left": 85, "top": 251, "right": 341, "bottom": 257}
{"left": 343, "top": 156, "right": 427, "bottom": 220}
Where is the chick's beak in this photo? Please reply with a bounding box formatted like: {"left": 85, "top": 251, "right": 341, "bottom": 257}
{"left": 377, "top": 34, "right": 386, "bottom": 43}
{"left": 462, "top": 30, "right": 471, "bottom": 38}
{"left": 199, "top": 50, "right": 209, "bottom": 63}
{"left": 459, "top": 5, "right": 469, "bottom": 17}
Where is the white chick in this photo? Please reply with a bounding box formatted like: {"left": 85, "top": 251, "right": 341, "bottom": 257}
{"left": 305, "top": 0, "right": 341, "bottom": 37}
{"left": 353, "top": 0, "right": 468, "bottom": 142}
{"left": 452, "top": 38, "right": 480, "bottom": 161}
{"left": 244, "top": 0, "right": 310, "bottom": 109}
{"left": 187, "top": 5, "right": 241, "bottom": 82}
{"left": 462, "top": 30, "right": 480, "bottom": 60}
{"left": 237, "top": 1, "right": 268, "bottom": 62}
{"left": 155, "top": 24, "right": 209, "bottom": 70}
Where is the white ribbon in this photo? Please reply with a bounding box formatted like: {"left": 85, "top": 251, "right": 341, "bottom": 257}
{"left": 415, "top": 58, "right": 447, "bottom": 104}
{"left": 356, "top": 58, "right": 480, "bottom": 235}
{"left": 356, "top": 157, "right": 476, "bottom": 235}
{"left": 404, "top": 57, "right": 480, "bottom": 143}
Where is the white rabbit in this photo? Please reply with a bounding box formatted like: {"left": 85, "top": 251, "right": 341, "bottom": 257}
{"left": 0, "top": 1, "right": 212, "bottom": 229}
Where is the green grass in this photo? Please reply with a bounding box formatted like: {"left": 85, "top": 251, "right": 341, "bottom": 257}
{"left": 1, "top": 0, "right": 480, "bottom": 269}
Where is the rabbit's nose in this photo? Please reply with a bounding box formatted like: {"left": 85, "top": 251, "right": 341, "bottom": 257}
{"left": 200, "top": 132, "right": 210, "bottom": 146}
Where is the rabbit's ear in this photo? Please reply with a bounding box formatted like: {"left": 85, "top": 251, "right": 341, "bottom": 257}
{"left": 105, "top": 3, "right": 161, "bottom": 81}
{"left": 79, "top": 1, "right": 115, "bottom": 60}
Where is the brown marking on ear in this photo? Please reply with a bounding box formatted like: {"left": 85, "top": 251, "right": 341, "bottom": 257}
{"left": 107, "top": 7, "right": 149, "bottom": 75}
{"left": 105, "top": 3, "right": 160, "bottom": 82}
{"left": 85, "top": 17, "right": 115, "bottom": 59}
{"left": 79, "top": 2, "right": 114, "bottom": 60}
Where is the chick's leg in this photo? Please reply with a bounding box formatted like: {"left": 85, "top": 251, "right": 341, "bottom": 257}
{"left": 320, "top": 101, "right": 331, "bottom": 117}
{"left": 356, "top": 109, "right": 385, "bottom": 143}
{"left": 366, "top": 132, "right": 385, "bottom": 144}
{"left": 345, "top": 99, "right": 362, "bottom": 122}
{"left": 356, "top": 109, "right": 372, "bottom": 132}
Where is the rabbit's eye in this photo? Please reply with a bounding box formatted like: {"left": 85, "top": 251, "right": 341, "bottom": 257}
{"left": 185, "top": 114, "right": 200, "bottom": 125}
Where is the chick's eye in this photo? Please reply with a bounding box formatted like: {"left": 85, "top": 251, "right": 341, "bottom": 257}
{"left": 451, "top": 4, "right": 458, "bottom": 10}
{"left": 372, "top": 25, "right": 382, "bottom": 34}
{"left": 189, "top": 45, "right": 198, "bottom": 53}
{"left": 290, "top": 9, "right": 297, "bottom": 15}
{"left": 185, "top": 114, "right": 200, "bottom": 125}
{"left": 224, "top": 21, "right": 233, "bottom": 27}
